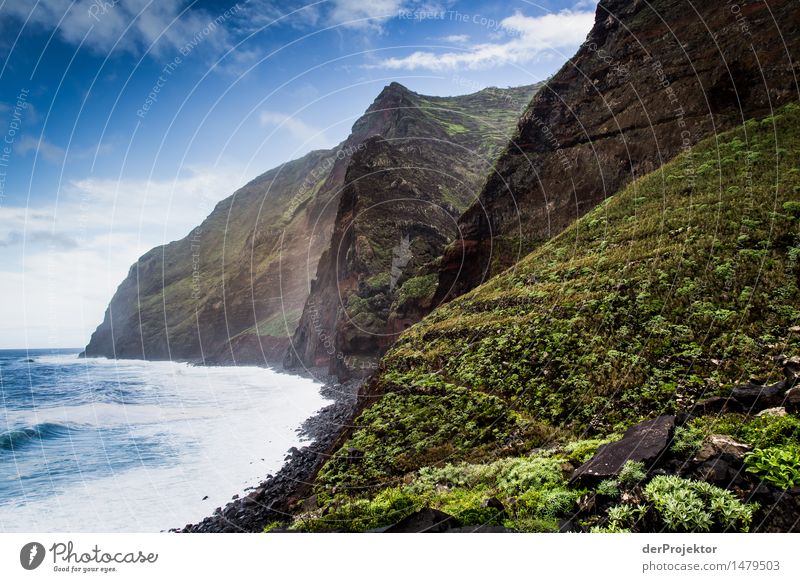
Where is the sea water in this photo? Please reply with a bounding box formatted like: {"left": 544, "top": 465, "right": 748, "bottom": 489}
{"left": 0, "top": 349, "right": 329, "bottom": 532}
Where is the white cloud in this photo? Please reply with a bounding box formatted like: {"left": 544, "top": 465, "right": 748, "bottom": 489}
{"left": 0, "top": 165, "right": 248, "bottom": 349}
{"left": 4, "top": 0, "right": 238, "bottom": 58}
{"left": 328, "top": 0, "right": 405, "bottom": 30}
{"left": 259, "top": 111, "right": 331, "bottom": 149}
{"left": 440, "top": 34, "right": 470, "bottom": 43}
{"left": 15, "top": 135, "right": 114, "bottom": 164}
{"left": 374, "top": 9, "right": 595, "bottom": 71}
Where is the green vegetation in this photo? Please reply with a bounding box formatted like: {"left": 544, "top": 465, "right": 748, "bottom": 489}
{"left": 252, "top": 308, "right": 303, "bottom": 337}
{"left": 745, "top": 446, "right": 800, "bottom": 489}
{"left": 294, "top": 449, "right": 580, "bottom": 532}
{"left": 316, "top": 103, "right": 800, "bottom": 495}
{"left": 392, "top": 274, "right": 438, "bottom": 312}
{"left": 671, "top": 413, "right": 800, "bottom": 458}
{"left": 595, "top": 476, "right": 754, "bottom": 533}
{"left": 284, "top": 104, "right": 800, "bottom": 532}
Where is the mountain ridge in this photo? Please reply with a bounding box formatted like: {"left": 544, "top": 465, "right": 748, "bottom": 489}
{"left": 82, "top": 82, "right": 538, "bottom": 367}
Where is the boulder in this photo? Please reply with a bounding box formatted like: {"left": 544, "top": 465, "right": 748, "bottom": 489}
{"left": 383, "top": 508, "right": 461, "bottom": 533}
{"left": 756, "top": 407, "right": 787, "bottom": 417}
{"left": 785, "top": 387, "right": 800, "bottom": 414}
{"left": 693, "top": 455, "right": 748, "bottom": 488}
{"left": 693, "top": 435, "right": 751, "bottom": 463}
{"left": 690, "top": 396, "right": 742, "bottom": 416}
{"left": 784, "top": 356, "right": 800, "bottom": 386}
{"left": 749, "top": 485, "right": 800, "bottom": 533}
{"left": 729, "top": 381, "right": 786, "bottom": 411}
{"left": 570, "top": 416, "right": 675, "bottom": 485}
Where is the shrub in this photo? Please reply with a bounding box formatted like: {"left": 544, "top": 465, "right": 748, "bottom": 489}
{"left": 596, "top": 479, "right": 620, "bottom": 498}
{"left": 738, "top": 415, "right": 800, "bottom": 449}
{"left": 564, "top": 437, "right": 615, "bottom": 464}
{"left": 495, "top": 456, "right": 564, "bottom": 496}
{"left": 744, "top": 446, "right": 800, "bottom": 489}
{"left": 671, "top": 422, "right": 708, "bottom": 457}
{"left": 618, "top": 460, "right": 647, "bottom": 484}
{"left": 643, "top": 476, "right": 753, "bottom": 532}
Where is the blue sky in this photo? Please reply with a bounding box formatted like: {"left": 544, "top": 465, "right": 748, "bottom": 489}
{"left": 0, "top": 0, "right": 597, "bottom": 349}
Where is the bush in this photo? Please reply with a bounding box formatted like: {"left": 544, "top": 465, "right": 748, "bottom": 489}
{"left": 643, "top": 476, "right": 753, "bottom": 532}
{"left": 564, "top": 437, "right": 615, "bottom": 463}
{"left": 596, "top": 479, "right": 620, "bottom": 498}
{"left": 744, "top": 446, "right": 800, "bottom": 489}
{"left": 671, "top": 422, "right": 709, "bottom": 457}
{"left": 495, "top": 456, "right": 565, "bottom": 496}
{"left": 618, "top": 460, "right": 647, "bottom": 484}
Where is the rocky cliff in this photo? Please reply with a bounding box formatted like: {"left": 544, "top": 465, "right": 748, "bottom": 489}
{"left": 435, "top": 0, "right": 800, "bottom": 303}
{"left": 285, "top": 83, "right": 538, "bottom": 378}
{"left": 82, "top": 147, "right": 340, "bottom": 364}
{"left": 83, "top": 83, "right": 535, "bottom": 366}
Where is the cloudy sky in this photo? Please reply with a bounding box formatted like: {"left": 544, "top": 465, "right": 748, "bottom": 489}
{"left": 0, "top": 0, "right": 597, "bottom": 349}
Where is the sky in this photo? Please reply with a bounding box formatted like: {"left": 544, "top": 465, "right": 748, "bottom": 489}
{"left": 0, "top": 0, "right": 598, "bottom": 349}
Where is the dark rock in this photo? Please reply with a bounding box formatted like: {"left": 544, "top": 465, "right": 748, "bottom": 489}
{"left": 750, "top": 486, "right": 800, "bottom": 533}
{"left": 690, "top": 396, "right": 742, "bottom": 416}
{"left": 730, "top": 381, "right": 785, "bottom": 411}
{"left": 785, "top": 387, "right": 800, "bottom": 414}
{"left": 693, "top": 455, "right": 747, "bottom": 488}
{"left": 481, "top": 497, "right": 505, "bottom": 512}
{"left": 383, "top": 508, "right": 461, "bottom": 533}
{"left": 570, "top": 416, "right": 675, "bottom": 485}
{"left": 346, "top": 448, "right": 364, "bottom": 464}
{"left": 784, "top": 356, "right": 800, "bottom": 383}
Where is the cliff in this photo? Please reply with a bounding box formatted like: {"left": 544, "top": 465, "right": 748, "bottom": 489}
{"left": 435, "top": 0, "right": 800, "bottom": 303}
{"left": 285, "top": 83, "right": 538, "bottom": 377}
{"left": 83, "top": 83, "right": 536, "bottom": 366}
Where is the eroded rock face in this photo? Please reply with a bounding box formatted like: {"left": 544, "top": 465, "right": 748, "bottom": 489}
{"left": 570, "top": 416, "right": 676, "bottom": 484}
{"left": 286, "top": 83, "right": 539, "bottom": 378}
{"left": 435, "top": 0, "right": 800, "bottom": 303}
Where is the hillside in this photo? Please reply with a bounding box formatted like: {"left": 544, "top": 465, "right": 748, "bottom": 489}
{"left": 286, "top": 102, "right": 800, "bottom": 532}
{"left": 82, "top": 83, "right": 535, "bottom": 366}
{"left": 435, "top": 0, "right": 800, "bottom": 304}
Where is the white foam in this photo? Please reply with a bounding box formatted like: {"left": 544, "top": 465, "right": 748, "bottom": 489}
{"left": 0, "top": 356, "right": 330, "bottom": 532}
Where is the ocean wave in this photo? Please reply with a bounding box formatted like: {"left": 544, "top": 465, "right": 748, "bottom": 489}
{"left": 0, "top": 423, "right": 77, "bottom": 451}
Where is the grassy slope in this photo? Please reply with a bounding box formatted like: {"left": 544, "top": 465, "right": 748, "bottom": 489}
{"left": 299, "top": 103, "right": 800, "bottom": 523}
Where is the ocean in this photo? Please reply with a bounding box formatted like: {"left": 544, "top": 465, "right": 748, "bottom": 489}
{"left": 0, "top": 349, "right": 329, "bottom": 532}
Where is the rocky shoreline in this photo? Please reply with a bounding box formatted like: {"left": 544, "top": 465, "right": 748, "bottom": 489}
{"left": 174, "top": 371, "right": 362, "bottom": 533}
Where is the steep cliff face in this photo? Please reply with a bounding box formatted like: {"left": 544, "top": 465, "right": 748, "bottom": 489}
{"left": 83, "top": 82, "right": 535, "bottom": 366}
{"left": 435, "top": 0, "right": 800, "bottom": 303}
{"left": 81, "top": 146, "right": 343, "bottom": 364}
{"left": 285, "top": 83, "right": 538, "bottom": 378}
